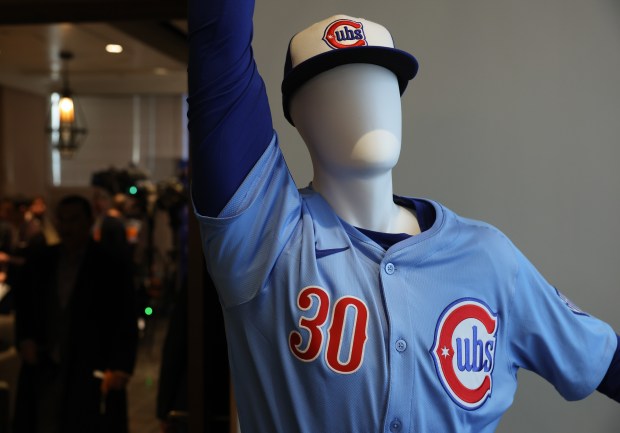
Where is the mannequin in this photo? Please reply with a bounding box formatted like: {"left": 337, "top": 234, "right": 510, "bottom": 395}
{"left": 290, "top": 63, "right": 420, "bottom": 235}
{"left": 188, "top": 1, "right": 619, "bottom": 432}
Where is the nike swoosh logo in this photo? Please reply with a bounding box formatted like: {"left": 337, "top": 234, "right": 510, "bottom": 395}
{"left": 315, "top": 246, "right": 350, "bottom": 259}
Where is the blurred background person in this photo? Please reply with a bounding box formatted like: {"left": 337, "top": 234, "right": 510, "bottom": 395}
{"left": 0, "top": 197, "right": 17, "bottom": 256}
{"left": 0, "top": 198, "right": 17, "bottom": 312}
{"left": 0, "top": 196, "right": 25, "bottom": 315}
{"left": 13, "top": 194, "right": 138, "bottom": 433}
{"left": 19, "top": 195, "right": 60, "bottom": 254}
{"left": 91, "top": 182, "right": 131, "bottom": 265}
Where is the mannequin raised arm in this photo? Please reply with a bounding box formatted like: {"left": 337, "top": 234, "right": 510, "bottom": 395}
{"left": 187, "top": 0, "right": 273, "bottom": 217}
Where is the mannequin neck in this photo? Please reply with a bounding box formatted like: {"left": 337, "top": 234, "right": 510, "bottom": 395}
{"left": 312, "top": 168, "right": 420, "bottom": 235}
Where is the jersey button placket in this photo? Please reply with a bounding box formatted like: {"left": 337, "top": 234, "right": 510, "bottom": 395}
{"left": 382, "top": 259, "right": 410, "bottom": 433}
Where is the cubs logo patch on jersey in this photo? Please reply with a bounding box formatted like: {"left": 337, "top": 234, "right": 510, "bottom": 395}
{"left": 431, "top": 298, "right": 498, "bottom": 410}
{"left": 322, "top": 19, "right": 368, "bottom": 50}
{"left": 554, "top": 287, "right": 588, "bottom": 316}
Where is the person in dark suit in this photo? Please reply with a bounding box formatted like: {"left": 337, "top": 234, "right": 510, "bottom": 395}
{"left": 13, "top": 194, "right": 138, "bottom": 433}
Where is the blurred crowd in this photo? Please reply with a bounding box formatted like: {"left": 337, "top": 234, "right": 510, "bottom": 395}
{"left": 0, "top": 162, "right": 190, "bottom": 433}
{"left": 0, "top": 194, "right": 59, "bottom": 317}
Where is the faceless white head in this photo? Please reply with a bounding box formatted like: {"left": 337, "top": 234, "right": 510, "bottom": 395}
{"left": 290, "top": 63, "right": 402, "bottom": 179}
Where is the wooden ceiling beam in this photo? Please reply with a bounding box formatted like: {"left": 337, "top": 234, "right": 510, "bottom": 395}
{"left": 0, "top": 0, "right": 186, "bottom": 25}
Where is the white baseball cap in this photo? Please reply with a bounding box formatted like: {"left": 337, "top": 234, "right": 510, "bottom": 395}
{"left": 281, "top": 14, "right": 419, "bottom": 125}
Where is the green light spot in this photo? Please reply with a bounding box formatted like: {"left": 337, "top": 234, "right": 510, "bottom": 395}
{"left": 129, "top": 186, "right": 138, "bottom": 195}
{"left": 144, "top": 307, "right": 153, "bottom": 316}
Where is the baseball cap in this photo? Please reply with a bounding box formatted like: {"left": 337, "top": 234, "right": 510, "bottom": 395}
{"left": 281, "top": 14, "right": 419, "bottom": 125}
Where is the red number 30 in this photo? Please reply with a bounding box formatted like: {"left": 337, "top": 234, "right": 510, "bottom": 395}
{"left": 288, "top": 286, "right": 369, "bottom": 374}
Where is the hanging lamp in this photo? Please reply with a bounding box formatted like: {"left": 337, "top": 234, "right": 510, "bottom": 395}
{"left": 46, "top": 50, "right": 88, "bottom": 158}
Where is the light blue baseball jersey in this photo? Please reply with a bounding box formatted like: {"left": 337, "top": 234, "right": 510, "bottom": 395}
{"left": 195, "top": 136, "right": 617, "bottom": 433}
{"left": 188, "top": 0, "right": 618, "bottom": 429}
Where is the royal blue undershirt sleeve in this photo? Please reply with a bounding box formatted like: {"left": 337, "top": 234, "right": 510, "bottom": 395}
{"left": 187, "top": 0, "right": 273, "bottom": 217}
{"left": 597, "top": 334, "right": 620, "bottom": 402}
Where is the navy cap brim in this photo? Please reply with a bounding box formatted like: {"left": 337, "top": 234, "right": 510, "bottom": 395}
{"left": 281, "top": 45, "right": 419, "bottom": 126}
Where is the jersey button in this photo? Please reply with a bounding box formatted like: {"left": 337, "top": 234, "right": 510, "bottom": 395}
{"left": 385, "top": 262, "right": 395, "bottom": 274}
{"left": 389, "top": 418, "right": 402, "bottom": 432}
{"left": 395, "top": 339, "right": 407, "bottom": 352}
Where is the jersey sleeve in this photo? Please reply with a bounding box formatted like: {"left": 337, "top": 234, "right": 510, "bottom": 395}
{"left": 195, "top": 138, "right": 301, "bottom": 308}
{"left": 188, "top": 0, "right": 302, "bottom": 308}
{"left": 507, "top": 246, "right": 617, "bottom": 400}
{"left": 187, "top": 0, "right": 274, "bottom": 217}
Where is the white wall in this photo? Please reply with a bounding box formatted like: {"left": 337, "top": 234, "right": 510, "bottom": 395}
{"left": 57, "top": 94, "right": 186, "bottom": 187}
{"left": 251, "top": 0, "right": 620, "bottom": 431}
{"left": 0, "top": 90, "right": 185, "bottom": 205}
{"left": 0, "top": 87, "right": 49, "bottom": 198}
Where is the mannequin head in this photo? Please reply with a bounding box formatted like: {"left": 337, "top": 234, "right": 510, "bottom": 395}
{"left": 282, "top": 14, "right": 418, "bottom": 179}
{"left": 290, "top": 63, "right": 402, "bottom": 177}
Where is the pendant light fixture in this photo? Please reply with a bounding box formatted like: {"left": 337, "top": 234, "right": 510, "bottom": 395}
{"left": 46, "top": 50, "right": 88, "bottom": 158}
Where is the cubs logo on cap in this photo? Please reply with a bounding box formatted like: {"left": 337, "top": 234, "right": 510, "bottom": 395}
{"left": 322, "top": 19, "right": 368, "bottom": 49}
{"left": 281, "top": 14, "right": 419, "bottom": 126}
{"left": 430, "top": 298, "right": 498, "bottom": 410}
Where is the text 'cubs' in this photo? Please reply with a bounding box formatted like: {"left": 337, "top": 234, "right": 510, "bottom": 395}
{"left": 431, "top": 298, "right": 498, "bottom": 410}
{"left": 323, "top": 19, "right": 368, "bottom": 50}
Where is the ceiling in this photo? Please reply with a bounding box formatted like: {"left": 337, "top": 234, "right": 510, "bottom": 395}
{"left": 0, "top": 0, "right": 188, "bottom": 96}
